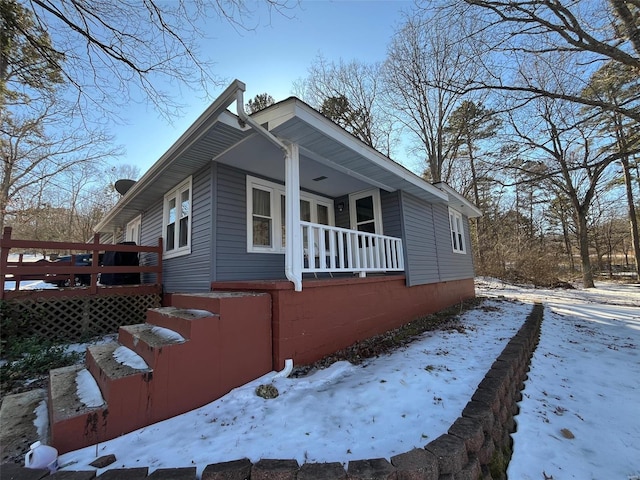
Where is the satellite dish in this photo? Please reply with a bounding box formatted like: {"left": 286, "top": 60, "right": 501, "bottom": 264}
{"left": 115, "top": 179, "right": 136, "bottom": 195}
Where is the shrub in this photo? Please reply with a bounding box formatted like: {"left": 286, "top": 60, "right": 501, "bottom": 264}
{"left": 0, "top": 301, "right": 31, "bottom": 357}
{"left": 0, "top": 336, "right": 82, "bottom": 394}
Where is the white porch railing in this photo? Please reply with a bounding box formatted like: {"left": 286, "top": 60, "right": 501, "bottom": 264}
{"left": 300, "top": 221, "right": 404, "bottom": 275}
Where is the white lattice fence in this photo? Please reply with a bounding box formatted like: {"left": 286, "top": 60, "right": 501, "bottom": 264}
{"left": 2, "top": 293, "right": 161, "bottom": 342}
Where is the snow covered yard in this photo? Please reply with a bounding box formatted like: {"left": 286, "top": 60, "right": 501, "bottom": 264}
{"left": 478, "top": 279, "right": 640, "bottom": 479}
{"left": 56, "top": 296, "right": 529, "bottom": 475}
{"left": 18, "top": 278, "right": 640, "bottom": 479}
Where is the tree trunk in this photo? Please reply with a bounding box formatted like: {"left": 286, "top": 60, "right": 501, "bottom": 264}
{"left": 621, "top": 156, "right": 640, "bottom": 280}
{"left": 559, "top": 206, "right": 574, "bottom": 273}
{"left": 467, "top": 138, "right": 485, "bottom": 271}
{"left": 577, "top": 213, "right": 596, "bottom": 288}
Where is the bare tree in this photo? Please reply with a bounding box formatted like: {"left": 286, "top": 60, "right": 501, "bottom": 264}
{"left": 504, "top": 91, "right": 619, "bottom": 288}
{"left": 2, "top": 0, "right": 296, "bottom": 232}
{"left": 582, "top": 61, "right": 640, "bottom": 280}
{"left": 1, "top": 97, "right": 120, "bottom": 228}
{"left": 16, "top": 0, "right": 297, "bottom": 119}
{"left": 382, "top": 11, "right": 483, "bottom": 182}
{"left": 434, "top": 0, "right": 640, "bottom": 124}
{"left": 294, "top": 55, "right": 395, "bottom": 156}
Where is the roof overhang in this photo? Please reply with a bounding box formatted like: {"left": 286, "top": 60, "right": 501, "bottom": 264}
{"left": 94, "top": 80, "right": 251, "bottom": 233}
{"left": 252, "top": 99, "right": 449, "bottom": 205}
{"left": 434, "top": 182, "right": 483, "bottom": 218}
{"left": 95, "top": 81, "right": 481, "bottom": 234}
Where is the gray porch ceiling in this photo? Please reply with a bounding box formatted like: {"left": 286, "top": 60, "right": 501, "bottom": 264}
{"left": 263, "top": 101, "right": 449, "bottom": 205}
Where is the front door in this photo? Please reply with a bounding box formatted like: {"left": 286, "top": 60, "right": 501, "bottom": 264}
{"left": 349, "top": 189, "right": 382, "bottom": 268}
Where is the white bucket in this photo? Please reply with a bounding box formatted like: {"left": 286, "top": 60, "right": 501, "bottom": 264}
{"left": 24, "top": 441, "right": 58, "bottom": 472}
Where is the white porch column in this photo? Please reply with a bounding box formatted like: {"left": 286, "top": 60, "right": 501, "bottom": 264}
{"left": 284, "top": 143, "right": 303, "bottom": 291}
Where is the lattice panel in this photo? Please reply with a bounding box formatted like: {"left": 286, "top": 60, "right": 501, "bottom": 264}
{"left": 3, "top": 293, "right": 161, "bottom": 343}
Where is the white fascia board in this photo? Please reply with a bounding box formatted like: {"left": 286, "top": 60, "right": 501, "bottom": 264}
{"left": 257, "top": 99, "right": 448, "bottom": 202}
{"left": 94, "top": 80, "right": 246, "bottom": 233}
{"left": 252, "top": 99, "right": 297, "bottom": 130}
{"left": 434, "top": 182, "right": 483, "bottom": 218}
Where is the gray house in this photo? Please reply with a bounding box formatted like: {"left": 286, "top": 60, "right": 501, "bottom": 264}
{"left": 45, "top": 90, "right": 484, "bottom": 455}
{"left": 95, "top": 80, "right": 481, "bottom": 296}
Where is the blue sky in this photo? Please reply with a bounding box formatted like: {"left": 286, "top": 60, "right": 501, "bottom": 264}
{"left": 117, "top": 0, "right": 413, "bottom": 175}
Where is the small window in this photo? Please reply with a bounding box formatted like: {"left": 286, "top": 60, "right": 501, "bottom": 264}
{"left": 449, "top": 209, "right": 466, "bottom": 254}
{"left": 163, "top": 177, "right": 192, "bottom": 258}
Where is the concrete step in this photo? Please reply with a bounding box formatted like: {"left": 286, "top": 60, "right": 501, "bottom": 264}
{"left": 118, "top": 323, "right": 187, "bottom": 368}
{"left": 0, "top": 389, "right": 48, "bottom": 464}
{"left": 48, "top": 364, "right": 107, "bottom": 454}
{"left": 170, "top": 292, "right": 271, "bottom": 320}
{"left": 85, "top": 343, "right": 151, "bottom": 405}
{"left": 43, "top": 290, "right": 273, "bottom": 456}
{"left": 145, "top": 307, "right": 219, "bottom": 340}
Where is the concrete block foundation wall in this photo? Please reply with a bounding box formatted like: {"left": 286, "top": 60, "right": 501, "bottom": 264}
{"left": 1, "top": 303, "right": 543, "bottom": 480}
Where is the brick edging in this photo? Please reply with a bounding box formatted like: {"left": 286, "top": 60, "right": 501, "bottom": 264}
{"left": 1, "top": 303, "right": 544, "bottom": 480}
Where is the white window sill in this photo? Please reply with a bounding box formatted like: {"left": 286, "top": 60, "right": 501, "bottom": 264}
{"left": 163, "top": 247, "right": 191, "bottom": 260}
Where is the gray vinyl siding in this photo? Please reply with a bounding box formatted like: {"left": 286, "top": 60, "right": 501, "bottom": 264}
{"left": 99, "top": 233, "right": 115, "bottom": 244}
{"left": 399, "top": 191, "right": 440, "bottom": 286}
{"left": 137, "top": 166, "right": 214, "bottom": 291}
{"left": 432, "top": 203, "right": 475, "bottom": 281}
{"left": 139, "top": 201, "right": 161, "bottom": 284}
{"left": 380, "top": 191, "right": 402, "bottom": 238}
{"left": 214, "top": 163, "right": 285, "bottom": 281}
{"left": 156, "top": 165, "right": 214, "bottom": 293}
{"left": 334, "top": 194, "right": 350, "bottom": 229}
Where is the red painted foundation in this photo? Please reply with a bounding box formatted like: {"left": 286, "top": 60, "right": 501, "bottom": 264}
{"left": 212, "top": 275, "right": 476, "bottom": 370}
{"left": 49, "top": 276, "right": 474, "bottom": 454}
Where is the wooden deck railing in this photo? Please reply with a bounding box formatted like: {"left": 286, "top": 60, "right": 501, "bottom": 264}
{"left": 0, "top": 227, "right": 163, "bottom": 300}
{"left": 300, "top": 221, "right": 404, "bottom": 276}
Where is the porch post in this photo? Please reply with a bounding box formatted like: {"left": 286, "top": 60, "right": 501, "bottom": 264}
{"left": 284, "top": 143, "right": 303, "bottom": 291}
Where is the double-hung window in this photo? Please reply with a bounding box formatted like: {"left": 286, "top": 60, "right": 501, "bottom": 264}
{"left": 247, "top": 175, "right": 334, "bottom": 253}
{"left": 163, "top": 177, "right": 192, "bottom": 258}
{"left": 449, "top": 208, "right": 466, "bottom": 254}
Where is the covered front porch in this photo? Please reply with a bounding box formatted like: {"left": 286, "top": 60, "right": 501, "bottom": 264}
{"left": 220, "top": 86, "right": 450, "bottom": 290}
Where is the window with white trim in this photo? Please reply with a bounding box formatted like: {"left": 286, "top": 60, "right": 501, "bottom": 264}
{"left": 246, "top": 175, "right": 334, "bottom": 253}
{"left": 163, "top": 177, "right": 192, "bottom": 258}
{"left": 449, "top": 208, "right": 466, "bottom": 254}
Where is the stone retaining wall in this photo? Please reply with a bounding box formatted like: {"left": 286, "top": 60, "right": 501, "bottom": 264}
{"left": 1, "top": 303, "right": 543, "bottom": 480}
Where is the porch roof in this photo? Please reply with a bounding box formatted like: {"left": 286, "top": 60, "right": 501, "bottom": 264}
{"left": 253, "top": 98, "right": 449, "bottom": 206}
{"left": 95, "top": 80, "right": 463, "bottom": 233}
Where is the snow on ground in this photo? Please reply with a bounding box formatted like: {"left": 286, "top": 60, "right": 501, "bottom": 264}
{"left": 3, "top": 255, "right": 56, "bottom": 291}
{"left": 58, "top": 298, "right": 530, "bottom": 475}
{"left": 52, "top": 280, "right": 640, "bottom": 479}
{"left": 3, "top": 280, "right": 57, "bottom": 291}
{"left": 477, "top": 278, "right": 640, "bottom": 480}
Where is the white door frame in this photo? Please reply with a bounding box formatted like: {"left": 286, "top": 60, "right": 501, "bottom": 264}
{"left": 126, "top": 215, "right": 142, "bottom": 244}
{"left": 349, "top": 188, "right": 383, "bottom": 234}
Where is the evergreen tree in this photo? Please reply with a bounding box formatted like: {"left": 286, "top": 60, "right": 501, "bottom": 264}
{"left": 245, "top": 93, "right": 275, "bottom": 114}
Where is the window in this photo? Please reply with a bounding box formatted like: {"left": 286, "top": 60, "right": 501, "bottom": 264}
{"left": 163, "top": 177, "right": 192, "bottom": 258}
{"left": 246, "top": 175, "right": 334, "bottom": 253}
{"left": 449, "top": 208, "right": 466, "bottom": 254}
